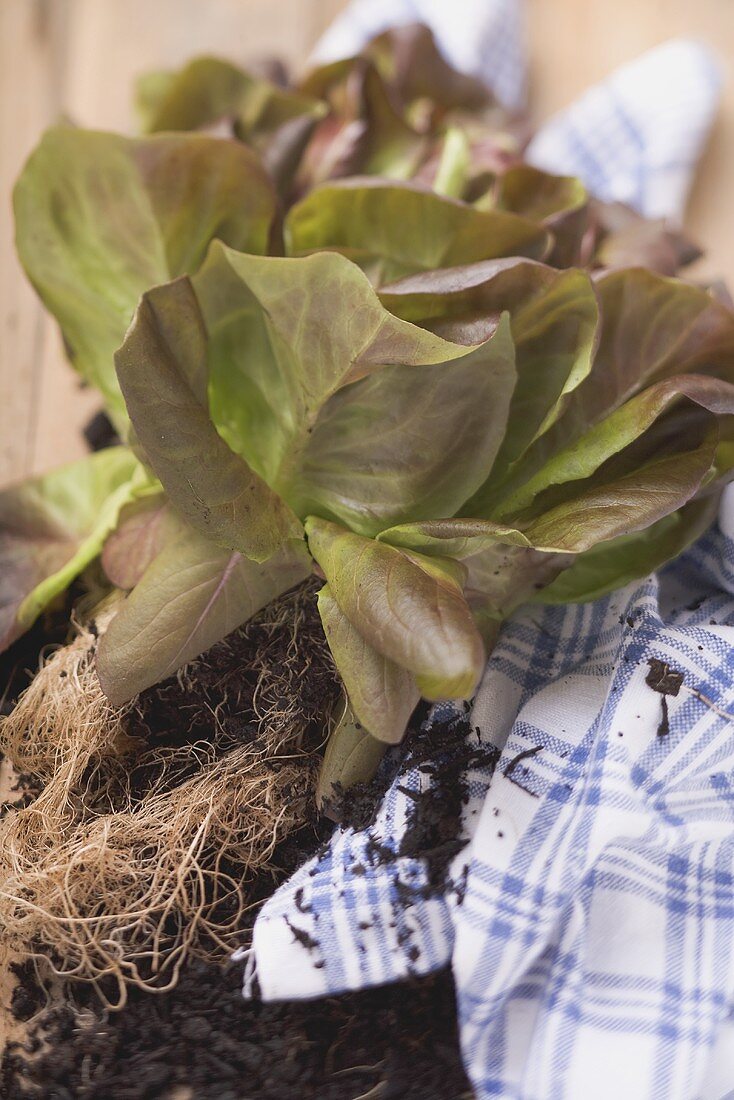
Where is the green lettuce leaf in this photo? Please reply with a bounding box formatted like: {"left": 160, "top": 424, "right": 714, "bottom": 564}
{"left": 196, "top": 244, "right": 463, "bottom": 488}
{"left": 522, "top": 443, "right": 718, "bottom": 553}
{"left": 492, "top": 165, "right": 587, "bottom": 223}
{"left": 352, "top": 23, "right": 494, "bottom": 118}
{"left": 192, "top": 245, "right": 516, "bottom": 534}
{"left": 590, "top": 201, "right": 702, "bottom": 275}
{"left": 306, "top": 516, "right": 485, "bottom": 700}
{"left": 318, "top": 585, "right": 420, "bottom": 742}
{"left": 285, "top": 180, "right": 552, "bottom": 284}
{"left": 535, "top": 496, "right": 719, "bottom": 604}
{"left": 433, "top": 127, "right": 472, "bottom": 198}
{"left": 592, "top": 268, "right": 734, "bottom": 397}
{"left": 487, "top": 269, "right": 734, "bottom": 506}
{"left": 96, "top": 520, "right": 311, "bottom": 706}
{"left": 316, "top": 697, "right": 387, "bottom": 809}
{"left": 135, "top": 56, "right": 325, "bottom": 193}
{"left": 14, "top": 127, "right": 276, "bottom": 425}
{"left": 539, "top": 270, "right": 734, "bottom": 454}
{"left": 298, "top": 22, "right": 495, "bottom": 195}
{"left": 377, "top": 517, "right": 532, "bottom": 558}
{"left": 299, "top": 59, "right": 427, "bottom": 187}
{"left": 380, "top": 410, "right": 723, "bottom": 561}
{"left": 495, "top": 374, "right": 734, "bottom": 520}
{"left": 114, "top": 275, "right": 304, "bottom": 562}
{"left": 462, "top": 541, "right": 572, "bottom": 630}
{"left": 0, "top": 447, "right": 142, "bottom": 652}
{"left": 137, "top": 56, "right": 323, "bottom": 134}
{"left": 381, "top": 259, "right": 599, "bottom": 499}
{"left": 101, "top": 495, "right": 173, "bottom": 590}
{"left": 376, "top": 518, "right": 570, "bottom": 632}
{"left": 292, "top": 315, "right": 516, "bottom": 534}
{"left": 489, "top": 164, "right": 589, "bottom": 267}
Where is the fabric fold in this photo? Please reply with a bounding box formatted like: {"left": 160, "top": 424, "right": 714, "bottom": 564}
{"left": 526, "top": 38, "right": 723, "bottom": 221}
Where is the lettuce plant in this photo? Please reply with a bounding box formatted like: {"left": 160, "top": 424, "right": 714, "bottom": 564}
{"left": 3, "top": 24, "right": 734, "bottom": 789}
{"left": 89, "top": 241, "right": 734, "bottom": 727}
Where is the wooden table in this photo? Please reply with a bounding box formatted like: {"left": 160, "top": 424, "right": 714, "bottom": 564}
{"left": 2, "top": 0, "right": 733, "bottom": 488}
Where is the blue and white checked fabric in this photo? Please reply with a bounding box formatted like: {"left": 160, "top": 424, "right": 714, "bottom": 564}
{"left": 311, "top": 0, "right": 721, "bottom": 224}
{"left": 452, "top": 511, "right": 734, "bottom": 1099}
{"left": 241, "top": 5, "right": 733, "bottom": 1098}
{"left": 249, "top": 497, "right": 734, "bottom": 1099}
{"left": 526, "top": 39, "right": 723, "bottom": 221}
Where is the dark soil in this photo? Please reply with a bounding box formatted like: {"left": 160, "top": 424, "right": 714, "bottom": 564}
{"left": 0, "top": 583, "right": 85, "bottom": 719}
{"left": 2, "top": 818, "right": 472, "bottom": 1098}
{"left": 82, "top": 410, "right": 120, "bottom": 453}
{"left": 126, "top": 582, "right": 336, "bottom": 754}
{"left": 1, "top": 589, "right": 476, "bottom": 1099}
{"left": 105, "top": 577, "right": 341, "bottom": 819}
{"left": 645, "top": 657, "right": 685, "bottom": 737}
{"left": 3, "top": 954, "right": 470, "bottom": 1099}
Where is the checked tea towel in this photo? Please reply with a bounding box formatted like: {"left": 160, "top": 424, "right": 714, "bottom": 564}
{"left": 239, "top": 4, "right": 732, "bottom": 1098}
{"left": 247, "top": 510, "right": 734, "bottom": 1099}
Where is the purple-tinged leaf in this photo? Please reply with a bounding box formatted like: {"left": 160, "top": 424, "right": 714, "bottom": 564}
{"left": 115, "top": 275, "right": 303, "bottom": 562}
{"left": 97, "top": 522, "right": 311, "bottom": 706}
{"left": 306, "top": 516, "right": 484, "bottom": 701}
{"left": 318, "top": 584, "right": 420, "bottom": 743}
{"left": 0, "top": 448, "right": 140, "bottom": 653}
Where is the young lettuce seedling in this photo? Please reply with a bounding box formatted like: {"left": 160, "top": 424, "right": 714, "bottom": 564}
{"left": 97, "top": 243, "right": 734, "bottom": 780}
{"left": 3, "top": 25, "right": 734, "bottom": 794}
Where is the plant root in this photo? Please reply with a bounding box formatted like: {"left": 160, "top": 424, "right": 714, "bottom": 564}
{"left": 0, "top": 582, "right": 339, "bottom": 1005}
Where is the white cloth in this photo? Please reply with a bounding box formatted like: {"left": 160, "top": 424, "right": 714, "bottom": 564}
{"left": 526, "top": 39, "right": 723, "bottom": 221}
{"left": 250, "top": 496, "right": 734, "bottom": 1099}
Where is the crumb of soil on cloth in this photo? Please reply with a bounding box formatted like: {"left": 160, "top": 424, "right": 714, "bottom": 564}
{"left": 322, "top": 707, "right": 499, "bottom": 986}
{"left": 397, "top": 710, "right": 500, "bottom": 894}
{"left": 645, "top": 658, "right": 685, "bottom": 737}
{"left": 323, "top": 706, "right": 433, "bottom": 833}
{"left": 645, "top": 658, "right": 684, "bottom": 698}
{"left": 332, "top": 704, "right": 500, "bottom": 900}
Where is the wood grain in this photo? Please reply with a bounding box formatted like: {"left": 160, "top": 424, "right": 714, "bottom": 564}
{"left": 1, "top": 0, "right": 733, "bottom": 487}
{"left": 0, "top": 0, "right": 350, "bottom": 488}
{"left": 1, "top": 0, "right": 72, "bottom": 486}
{"left": 526, "top": 0, "right": 734, "bottom": 289}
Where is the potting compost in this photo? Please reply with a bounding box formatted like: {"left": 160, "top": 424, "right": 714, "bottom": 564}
{"left": 1, "top": 0, "right": 733, "bottom": 1098}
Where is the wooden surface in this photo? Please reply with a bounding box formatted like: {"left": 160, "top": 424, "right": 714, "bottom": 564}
{"left": 1, "top": 0, "right": 733, "bottom": 488}
{"left": 0, "top": 0, "right": 345, "bottom": 487}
